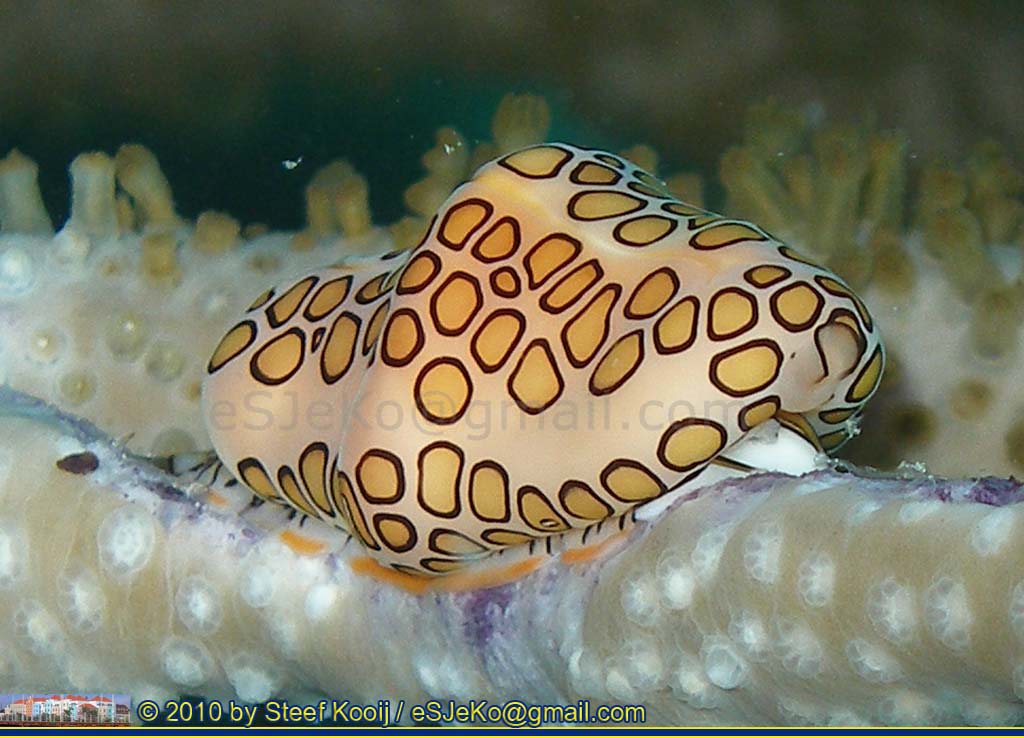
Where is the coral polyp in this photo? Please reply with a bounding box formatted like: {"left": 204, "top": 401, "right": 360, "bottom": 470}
{"left": 715, "top": 100, "right": 1024, "bottom": 476}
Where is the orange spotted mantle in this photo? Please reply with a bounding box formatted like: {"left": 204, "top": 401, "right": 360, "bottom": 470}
{"left": 202, "top": 144, "right": 884, "bottom": 581}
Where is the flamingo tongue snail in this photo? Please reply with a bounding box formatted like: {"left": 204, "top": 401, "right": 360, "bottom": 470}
{"left": 201, "top": 144, "right": 884, "bottom": 589}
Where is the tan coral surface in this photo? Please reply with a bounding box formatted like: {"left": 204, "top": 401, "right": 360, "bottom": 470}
{"left": 2, "top": 407, "right": 1024, "bottom": 725}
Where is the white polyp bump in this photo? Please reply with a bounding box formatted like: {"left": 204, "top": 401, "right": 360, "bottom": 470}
{"left": 305, "top": 583, "right": 339, "bottom": 621}
{"left": 844, "top": 638, "right": 903, "bottom": 683}
{"left": 0, "top": 520, "right": 28, "bottom": 589}
{"left": 0, "top": 448, "right": 12, "bottom": 500}
{"left": 604, "top": 667, "right": 637, "bottom": 701}
{"left": 57, "top": 565, "right": 106, "bottom": 632}
{"left": 0, "top": 641, "right": 21, "bottom": 683}
{"left": 296, "top": 555, "right": 327, "bottom": 580}
{"left": 432, "top": 655, "right": 456, "bottom": 700}
{"left": 1009, "top": 581, "right": 1024, "bottom": 641}
{"left": 691, "top": 525, "right": 732, "bottom": 582}
{"left": 225, "top": 653, "right": 279, "bottom": 704}
{"left": 266, "top": 617, "right": 300, "bottom": 659}
{"left": 1013, "top": 663, "right": 1024, "bottom": 702}
{"left": 877, "top": 690, "right": 940, "bottom": 725}
{"left": 923, "top": 576, "right": 972, "bottom": 651}
{"left": 0, "top": 246, "right": 35, "bottom": 294}
{"left": 867, "top": 577, "right": 918, "bottom": 644}
{"left": 774, "top": 618, "right": 824, "bottom": 678}
{"left": 161, "top": 636, "right": 214, "bottom": 688}
{"left": 13, "top": 599, "right": 66, "bottom": 658}
{"left": 27, "top": 326, "right": 66, "bottom": 365}
{"left": 97, "top": 505, "right": 156, "bottom": 578}
{"left": 567, "top": 648, "right": 584, "bottom": 689}
{"left": 556, "top": 598, "right": 582, "bottom": 663}
{"left": 415, "top": 651, "right": 472, "bottom": 700}
{"left": 827, "top": 709, "right": 868, "bottom": 727}
{"left": 961, "top": 695, "right": 1024, "bottom": 726}
{"left": 131, "top": 683, "right": 177, "bottom": 713}
{"left": 700, "top": 635, "right": 748, "bottom": 690}
{"left": 847, "top": 499, "right": 882, "bottom": 526}
{"left": 742, "top": 519, "right": 783, "bottom": 585}
{"left": 796, "top": 552, "right": 835, "bottom": 608}
{"left": 414, "top": 650, "right": 446, "bottom": 696}
{"left": 655, "top": 549, "right": 696, "bottom": 610}
{"left": 52, "top": 228, "right": 91, "bottom": 266}
{"left": 175, "top": 575, "right": 223, "bottom": 635}
{"left": 897, "top": 499, "right": 943, "bottom": 525}
{"left": 54, "top": 434, "right": 88, "bottom": 457}
{"left": 670, "top": 651, "right": 718, "bottom": 709}
{"left": 620, "top": 572, "right": 661, "bottom": 628}
{"left": 64, "top": 657, "right": 104, "bottom": 690}
{"left": 436, "top": 653, "right": 476, "bottom": 701}
{"left": 568, "top": 647, "right": 605, "bottom": 698}
{"left": 970, "top": 507, "right": 1015, "bottom": 557}
{"left": 728, "top": 610, "right": 769, "bottom": 662}
{"left": 240, "top": 562, "right": 275, "bottom": 608}
{"left": 413, "top": 646, "right": 477, "bottom": 700}
{"left": 200, "top": 288, "right": 230, "bottom": 317}
{"left": 777, "top": 697, "right": 823, "bottom": 726}
{"left": 617, "top": 636, "right": 665, "bottom": 692}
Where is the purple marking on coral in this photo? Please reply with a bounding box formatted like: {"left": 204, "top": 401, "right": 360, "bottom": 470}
{"left": 889, "top": 474, "right": 1024, "bottom": 506}
{"left": 458, "top": 584, "right": 515, "bottom": 648}
{"left": 657, "top": 469, "right": 790, "bottom": 520}
{"left": 148, "top": 481, "right": 185, "bottom": 501}
{"left": 324, "top": 553, "right": 338, "bottom": 572}
{"left": 967, "top": 476, "right": 1024, "bottom": 506}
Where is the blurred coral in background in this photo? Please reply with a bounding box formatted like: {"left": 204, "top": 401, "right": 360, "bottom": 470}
{"left": 2, "top": 0, "right": 1021, "bottom": 226}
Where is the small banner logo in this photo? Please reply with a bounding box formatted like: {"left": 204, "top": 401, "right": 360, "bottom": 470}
{"left": 0, "top": 694, "right": 132, "bottom": 726}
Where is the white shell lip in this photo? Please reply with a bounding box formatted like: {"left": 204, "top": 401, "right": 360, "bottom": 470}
{"left": 636, "top": 421, "right": 822, "bottom": 523}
